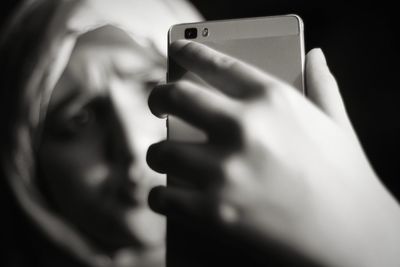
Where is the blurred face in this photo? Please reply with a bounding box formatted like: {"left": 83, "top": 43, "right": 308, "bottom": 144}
{"left": 38, "top": 33, "right": 166, "bottom": 256}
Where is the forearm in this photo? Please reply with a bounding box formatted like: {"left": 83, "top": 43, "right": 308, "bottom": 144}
{"left": 293, "top": 175, "right": 400, "bottom": 267}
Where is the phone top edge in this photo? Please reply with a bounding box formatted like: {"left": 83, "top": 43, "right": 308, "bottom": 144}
{"left": 169, "top": 14, "right": 303, "bottom": 44}
{"left": 170, "top": 14, "right": 302, "bottom": 28}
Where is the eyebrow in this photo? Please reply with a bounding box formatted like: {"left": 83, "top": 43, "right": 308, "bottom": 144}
{"left": 113, "top": 63, "right": 165, "bottom": 82}
{"left": 46, "top": 88, "right": 81, "bottom": 119}
{"left": 47, "top": 83, "right": 105, "bottom": 119}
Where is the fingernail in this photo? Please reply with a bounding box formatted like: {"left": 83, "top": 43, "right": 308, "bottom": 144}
{"left": 315, "top": 48, "right": 327, "bottom": 66}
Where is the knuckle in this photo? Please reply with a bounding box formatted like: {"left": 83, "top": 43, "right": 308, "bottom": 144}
{"left": 248, "top": 81, "right": 270, "bottom": 98}
{"left": 220, "top": 153, "right": 241, "bottom": 179}
{"left": 217, "top": 201, "right": 240, "bottom": 225}
{"left": 210, "top": 113, "right": 245, "bottom": 149}
{"left": 212, "top": 55, "right": 236, "bottom": 71}
{"left": 220, "top": 113, "right": 242, "bottom": 133}
{"left": 183, "top": 41, "right": 204, "bottom": 59}
{"left": 211, "top": 160, "right": 226, "bottom": 181}
{"left": 219, "top": 160, "right": 231, "bottom": 181}
{"left": 261, "top": 82, "right": 289, "bottom": 106}
{"left": 168, "top": 81, "right": 188, "bottom": 102}
{"left": 221, "top": 115, "right": 244, "bottom": 145}
{"left": 225, "top": 116, "right": 242, "bottom": 135}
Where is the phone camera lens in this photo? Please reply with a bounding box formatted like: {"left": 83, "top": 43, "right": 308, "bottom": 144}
{"left": 202, "top": 28, "right": 209, "bottom": 37}
{"left": 184, "top": 28, "right": 197, "bottom": 39}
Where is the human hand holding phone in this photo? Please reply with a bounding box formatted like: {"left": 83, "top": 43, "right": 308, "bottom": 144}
{"left": 147, "top": 40, "right": 400, "bottom": 267}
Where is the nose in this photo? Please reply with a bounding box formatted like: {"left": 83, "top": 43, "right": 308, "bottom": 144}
{"left": 105, "top": 96, "right": 157, "bottom": 188}
{"left": 104, "top": 106, "right": 143, "bottom": 206}
{"left": 105, "top": 99, "right": 160, "bottom": 206}
{"left": 105, "top": 109, "right": 134, "bottom": 169}
{"left": 106, "top": 77, "right": 166, "bottom": 195}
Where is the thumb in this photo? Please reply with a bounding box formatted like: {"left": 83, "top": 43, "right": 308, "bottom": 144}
{"left": 306, "top": 48, "right": 352, "bottom": 130}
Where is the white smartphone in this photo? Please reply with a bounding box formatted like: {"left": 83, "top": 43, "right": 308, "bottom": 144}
{"left": 168, "top": 15, "right": 305, "bottom": 142}
{"left": 167, "top": 15, "right": 305, "bottom": 267}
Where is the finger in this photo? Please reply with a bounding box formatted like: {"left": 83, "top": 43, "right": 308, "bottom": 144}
{"left": 148, "top": 80, "right": 241, "bottom": 140}
{"left": 170, "top": 40, "right": 280, "bottom": 99}
{"left": 147, "top": 140, "right": 223, "bottom": 187}
{"left": 148, "top": 185, "right": 208, "bottom": 222}
{"left": 306, "top": 48, "right": 353, "bottom": 130}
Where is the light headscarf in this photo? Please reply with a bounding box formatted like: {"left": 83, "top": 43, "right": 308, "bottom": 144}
{"left": 0, "top": 0, "right": 202, "bottom": 266}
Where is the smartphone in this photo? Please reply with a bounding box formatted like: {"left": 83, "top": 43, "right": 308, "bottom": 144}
{"left": 167, "top": 15, "right": 305, "bottom": 267}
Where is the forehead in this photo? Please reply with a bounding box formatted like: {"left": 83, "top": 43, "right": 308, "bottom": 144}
{"left": 48, "top": 28, "right": 164, "bottom": 111}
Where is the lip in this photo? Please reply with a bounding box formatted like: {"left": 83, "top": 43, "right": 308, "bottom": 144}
{"left": 117, "top": 186, "right": 138, "bottom": 206}
{"left": 118, "top": 185, "right": 152, "bottom": 208}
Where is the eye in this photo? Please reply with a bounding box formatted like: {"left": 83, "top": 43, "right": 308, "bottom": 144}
{"left": 47, "top": 106, "right": 97, "bottom": 140}
{"left": 70, "top": 108, "right": 93, "bottom": 128}
{"left": 64, "top": 107, "right": 95, "bottom": 134}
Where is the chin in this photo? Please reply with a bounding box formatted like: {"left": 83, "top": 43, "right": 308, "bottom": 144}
{"left": 123, "top": 206, "right": 166, "bottom": 250}
{"left": 80, "top": 206, "right": 164, "bottom": 253}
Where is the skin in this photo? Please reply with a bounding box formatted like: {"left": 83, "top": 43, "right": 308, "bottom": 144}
{"left": 38, "top": 36, "right": 166, "bottom": 264}
{"left": 147, "top": 41, "right": 400, "bottom": 267}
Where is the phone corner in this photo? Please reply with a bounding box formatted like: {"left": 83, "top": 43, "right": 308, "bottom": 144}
{"left": 286, "top": 14, "right": 304, "bottom": 33}
{"left": 167, "top": 25, "right": 175, "bottom": 44}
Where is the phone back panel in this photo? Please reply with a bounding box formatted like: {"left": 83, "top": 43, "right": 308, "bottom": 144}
{"left": 167, "top": 15, "right": 304, "bottom": 267}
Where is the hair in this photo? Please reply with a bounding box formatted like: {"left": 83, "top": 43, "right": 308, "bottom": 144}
{"left": 0, "top": 1, "right": 166, "bottom": 266}
{"left": 0, "top": 0, "right": 199, "bottom": 266}
{"left": 0, "top": 0, "right": 57, "bottom": 174}
{"left": 0, "top": 1, "right": 93, "bottom": 266}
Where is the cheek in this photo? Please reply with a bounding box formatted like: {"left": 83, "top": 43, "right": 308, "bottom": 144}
{"left": 111, "top": 81, "right": 166, "bottom": 142}
{"left": 38, "top": 135, "right": 113, "bottom": 214}
{"left": 117, "top": 91, "right": 166, "bottom": 159}
{"left": 123, "top": 100, "right": 167, "bottom": 186}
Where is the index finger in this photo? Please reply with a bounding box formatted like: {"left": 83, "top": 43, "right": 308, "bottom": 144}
{"left": 170, "top": 40, "right": 278, "bottom": 99}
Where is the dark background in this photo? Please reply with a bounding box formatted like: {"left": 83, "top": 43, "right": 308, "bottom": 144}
{"left": 1, "top": 0, "right": 399, "bottom": 198}
{"left": 190, "top": 0, "right": 400, "bottom": 198}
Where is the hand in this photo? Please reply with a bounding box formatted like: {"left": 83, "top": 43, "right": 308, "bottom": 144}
{"left": 147, "top": 40, "right": 400, "bottom": 267}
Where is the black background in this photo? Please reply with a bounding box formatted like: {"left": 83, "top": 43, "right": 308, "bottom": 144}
{"left": 0, "top": 1, "right": 399, "bottom": 266}
{"left": 190, "top": 0, "right": 400, "bottom": 198}
{"left": 1, "top": 1, "right": 399, "bottom": 199}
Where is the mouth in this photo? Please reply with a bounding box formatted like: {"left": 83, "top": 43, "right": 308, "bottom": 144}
{"left": 118, "top": 188, "right": 140, "bottom": 206}
{"left": 92, "top": 201, "right": 164, "bottom": 252}
{"left": 117, "top": 173, "right": 165, "bottom": 207}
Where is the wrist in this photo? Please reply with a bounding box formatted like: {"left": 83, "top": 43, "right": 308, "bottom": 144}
{"left": 292, "top": 175, "right": 400, "bottom": 267}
